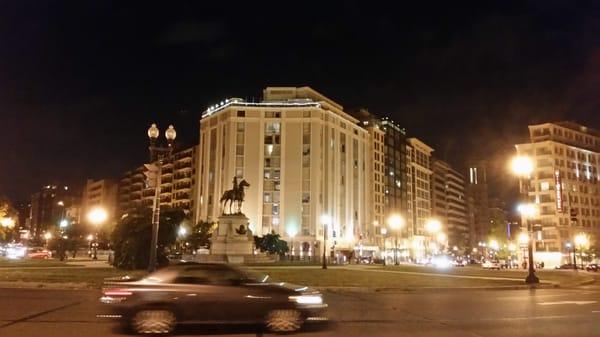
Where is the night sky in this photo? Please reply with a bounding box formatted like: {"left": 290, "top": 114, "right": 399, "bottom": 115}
{"left": 1, "top": 1, "right": 599, "bottom": 205}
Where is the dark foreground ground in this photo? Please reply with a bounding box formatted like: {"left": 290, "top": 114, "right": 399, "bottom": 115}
{"left": 1, "top": 285, "right": 600, "bottom": 337}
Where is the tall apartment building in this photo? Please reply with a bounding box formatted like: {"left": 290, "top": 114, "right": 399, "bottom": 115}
{"left": 466, "top": 160, "right": 490, "bottom": 248}
{"left": 431, "top": 159, "right": 470, "bottom": 249}
{"left": 406, "top": 138, "right": 434, "bottom": 259}
{"left": 81, "top": 179, "right": 118, "bottom": 227}
{"left": 515, "top": 121, "right": 600, "bottom": 254}
{"left": 195, "top": 87, "right": 372, "bottom": 257}
{"left": 117, "top": 146, "right": 198, "bottom": 220}
{"left": 28, "top": 184, "right": 78, "bottom": 239}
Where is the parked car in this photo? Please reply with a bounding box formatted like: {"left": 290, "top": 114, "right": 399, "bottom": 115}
{"left": 100, "top": 262, "right": 328, "bottom": 334}
{"left": 482, "top": 260, "right": 501, "bottom": 270}
{"left": 585, "top": 263, "right": 599, "bottom": 272}
{"left": 27, "top": 247, "right": 52, "bottom": 259}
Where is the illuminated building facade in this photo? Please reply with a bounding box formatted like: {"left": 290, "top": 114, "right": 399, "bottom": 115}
{"left": 195, "top": 87, "right": 371, "bottom": 258}
{"left": 515, "top": 122, "right": 600, "bottom": 256}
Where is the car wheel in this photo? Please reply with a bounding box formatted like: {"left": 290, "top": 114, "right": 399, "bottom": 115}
{"left": 131, "top": 308, "right": 176, "bottom": 335}
{"left": 265, "top": 309, "right": 304, "bottom": 333}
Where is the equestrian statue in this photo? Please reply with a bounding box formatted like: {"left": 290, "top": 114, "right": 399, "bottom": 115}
{"left": 220, "top": 177, "right": 250, "bottom": 215}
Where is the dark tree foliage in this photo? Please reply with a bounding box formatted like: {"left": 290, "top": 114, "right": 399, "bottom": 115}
{"left": 111, "top": 208, "right": 185, "bottom": 270}
{"left": 254, "top": 231, "right": 289, "bottom": 256}
{"left": 188, "top": 221, "right": 216, "bottom": 250}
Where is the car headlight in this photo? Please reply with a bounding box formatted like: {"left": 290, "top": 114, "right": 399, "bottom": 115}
{"left": 289, "top": 295, "right": 323, "bottom": 304}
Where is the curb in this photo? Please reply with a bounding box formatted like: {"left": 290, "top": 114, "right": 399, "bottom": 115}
{"left": 317, "top": 283, "right": 560, "bottom": 294}
{"left": 0, "top": 281, "right": 91, "bottom": 290}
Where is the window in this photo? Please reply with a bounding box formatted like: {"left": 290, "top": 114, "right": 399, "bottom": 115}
{"left": 237, "top": 111, "right": 245, "bottom": 117}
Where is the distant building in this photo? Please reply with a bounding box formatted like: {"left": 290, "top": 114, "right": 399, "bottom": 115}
{"left": 27, "top": 184, "right": 78, "bottom": 239}
{"left": 466, "top": 160, "right": 490, "bottom": 248}
{"left": 81, "top": 179, "right": 118, "bottom": 227}
{"left": 195, "top": 87, "right": 371, "bottom": 258}
{"left": 431, "top": 159, "right": 470, "bottom": 249}
{"left": 355, "top": 110, "right": 408, "bottom": 242}
{"left": 406, "top": 138, "right": 434, "bottom": 259}
{"left": 515, "top": 121, "right": 600, "bottom": 256}
{"left": 117, "top": 146, "right": 198, "bottom": 220}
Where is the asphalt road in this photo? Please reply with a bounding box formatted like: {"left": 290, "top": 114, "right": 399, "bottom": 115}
{"left": 1, "top": 286, "right": 600, "bottom": 337}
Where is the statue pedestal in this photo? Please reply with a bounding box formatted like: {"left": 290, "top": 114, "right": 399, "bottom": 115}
{"left": 210, "top": 214, "right": 254, "bottom": 262}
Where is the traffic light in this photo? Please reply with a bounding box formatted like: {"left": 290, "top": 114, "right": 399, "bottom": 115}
{"left": 143, "top": 163, "right": 160, "bottom": 188}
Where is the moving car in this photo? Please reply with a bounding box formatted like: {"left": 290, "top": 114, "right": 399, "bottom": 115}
{"left": 482, "top": 260, "right": 501, "bottom": 270}
{"left": 555, "top": 263, "right": 576, "bottom": 270}
{"left": 27, "top": 247, "right": 52, "bottom": 259}
{"left": 100, "top": 262, "right": 327, "bottom": 334}
{"left": 585, "top": 263, "right": 599, "bottom": 272}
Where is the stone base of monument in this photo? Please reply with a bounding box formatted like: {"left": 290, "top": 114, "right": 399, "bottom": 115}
{"left": 207, "top": 214, "right": 276, "bottom": 264}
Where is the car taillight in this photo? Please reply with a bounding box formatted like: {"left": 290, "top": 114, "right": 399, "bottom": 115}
{"left": 103, "top": 289, "right": 133, "bottom": 296}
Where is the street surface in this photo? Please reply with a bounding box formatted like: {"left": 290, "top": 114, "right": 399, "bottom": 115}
{"left": 1, "top": 285, "right": 600, "bottom": 336}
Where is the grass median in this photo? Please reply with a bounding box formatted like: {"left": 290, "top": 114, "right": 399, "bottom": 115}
{"left": 246, "top": 266, "right": 524, "bottom": 289}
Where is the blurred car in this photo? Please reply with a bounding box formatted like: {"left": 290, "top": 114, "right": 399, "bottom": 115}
{"left": 482, "top": 260, "right": 501, "bottom": 270}
{"left": 5, "top": 244, "right": 26, "bottom": 259}
{"left": 555, "top": 263, "right": 576, "bottom": 270}
{"left": 100, "top": 262, "right": 328, "bottom": 334}
{"left": 585, "top": 263, "right": 599, "bottom": 272}
{"left": 27, "top": 247, "right": 52, "bottom": 259}
{"left": 452, "top": 259, "right": 467, "bottom": 267}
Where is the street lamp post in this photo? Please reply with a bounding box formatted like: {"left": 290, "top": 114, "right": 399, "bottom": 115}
{"left": 87, "top": 207, "right": 108, "bottom": 260}
{"left": 286, "top": 227, "right": 297, "bottom": 261}
{"left": 146, "top": 123, "right": 176, "bottom": 273}
{"left": 381, "top": 227, "right": 388, "bottom": 266}
{"left": 321, "top": 214, "right": 331, "bottom": 269}
{"left": 388, "top": 214, "right": 405, "bottom": 266}
{"left": 425, "top": 219, "right": 442, "bottom": 257}
{"left": 512, "top": 155, "right": 539, "bottom": 284}
{"left": 574, "top": 233, "right": 588, "bottom": 271}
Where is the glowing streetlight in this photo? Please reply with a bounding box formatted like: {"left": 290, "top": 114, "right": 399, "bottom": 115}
{"left": 44, "top": 232, "right": 52, "bottom": 240}
{"left": 321, "top": 214, "right": 331, "bottom": 269}
{"left": 425, "top": 219, "right": 442, "bottom": 234}
{"left": 87, "top": 207, "right": 108, "bottom": 225}
{"left": 511, "top": 156, "right": 534, "bottom": 177}
{"left": 488, "top": 239, "right": 500, "bottom": 251}
{"left": 86, "top": 234, "right": 94, "bottom": 241}
{"left": 508, "top": 243, "right": 517, "bottom": 252}
{"left": 437, "top": 232, "right": 447, "bottom": 244}
{"left": 387, "top": 214, "right": 405, "bottom": 265}
{"left": 0, "top": 217, "right": 15, "bottom": 228}
{"left": 59, "top": 219, "right": 69, "bottom": 228}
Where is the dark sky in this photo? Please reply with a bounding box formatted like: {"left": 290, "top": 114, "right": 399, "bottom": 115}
{"left": 1, "top": 1, "right": 600, "bottom": 204}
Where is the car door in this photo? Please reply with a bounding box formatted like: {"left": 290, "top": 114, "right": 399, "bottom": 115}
{"left": 171, "top": 267, "right": 227, "bottom": 323}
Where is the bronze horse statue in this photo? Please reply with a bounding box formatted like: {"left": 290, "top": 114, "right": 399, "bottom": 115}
{"left": 220, "top": 179, "right": 250, "bottom": 214}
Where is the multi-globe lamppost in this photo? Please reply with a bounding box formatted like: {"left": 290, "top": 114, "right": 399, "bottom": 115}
{"left": 511, "top": 155, "right": 539, "bottom": 284}
{"left": 146, "top": 123, "right": 176, "bottom": 272}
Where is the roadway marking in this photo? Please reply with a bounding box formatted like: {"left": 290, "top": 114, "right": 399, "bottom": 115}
{"left": 538, "top": 301, "right": 597, "bottom": 306}
{"left": 0, "top": 301, "right": 82, "bottom": 329}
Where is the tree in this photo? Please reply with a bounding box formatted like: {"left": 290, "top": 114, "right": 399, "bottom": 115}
{"left": 188, "top": 221, "right": 216, "bottom": 250}
{"left": 111, "top": 208, "right": 185, "bottom": 270}
{"left": 254, "top": 231, "right": 289, "bottom": 256}
{"left": 0, "top": 196, "right": 17, "bottom": 242}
